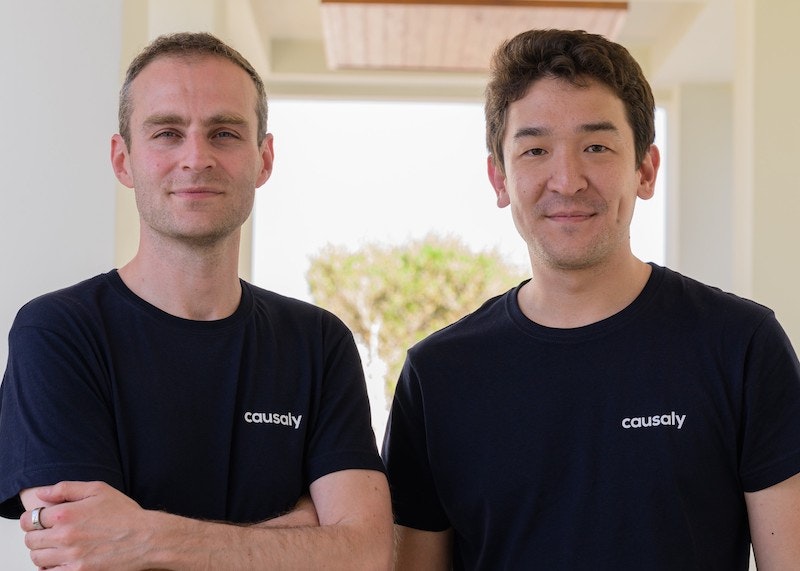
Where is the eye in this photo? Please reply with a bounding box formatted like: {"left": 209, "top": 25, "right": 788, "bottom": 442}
{"left": 585, "top": 144, "right": 608, "bottom": 153}
{"left": 213, "top": 130, "right": 241, "bottom": 140}
{"left": 524, "top": 148, "right": 547, "bottom": 157}
{"left": 154, "top": 130, "right": 180, "bottom": 139}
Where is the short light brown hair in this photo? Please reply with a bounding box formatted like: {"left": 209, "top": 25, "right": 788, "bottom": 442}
{"left": 485, "top": 29, "right": 655, "bottom": 172}
{"left": 119, "top": 32, "right": 268, "bottom": 147}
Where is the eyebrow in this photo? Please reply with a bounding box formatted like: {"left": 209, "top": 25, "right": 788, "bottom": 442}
{"left": 512, "top": 121, "right": 620, "bottom": 140}
{"left": 580, "top": 121, "right": 619, "bottom": 134}
{"left": 513, "top": 126, "right": 550, "bottom": 139}
{"left": 142, "top": 113, "right": 249, "bottom": 129}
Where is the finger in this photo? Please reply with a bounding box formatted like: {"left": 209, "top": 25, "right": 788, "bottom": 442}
{"left": 20, "top": 506, "right": 49, "bottom": 532}
{"left": 37, "top": 480, "right": 100, "bottom": 504}
{"left": 29, "top": 545, "right": 65, "bottom": 571}
{"left": 32, "top": 506, "right": 47, "bottom": 530}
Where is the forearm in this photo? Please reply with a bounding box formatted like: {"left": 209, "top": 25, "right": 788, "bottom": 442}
{"left": 21, "top": 472, "right": 392, "bottom": 570}
{"left": 145, "top": 509, "right": 390, "bottom": 570}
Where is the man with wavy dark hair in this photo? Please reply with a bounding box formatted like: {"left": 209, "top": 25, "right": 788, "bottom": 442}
{"left": 383, "top": 29, "right": 800, "bottom": 569}
{"left": 0, "top": 32, "right": 392, "bottom": 569}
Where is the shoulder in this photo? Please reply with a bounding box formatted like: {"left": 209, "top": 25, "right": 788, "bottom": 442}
{"left": 6, "top": 273, "right": 124, "bottom": 376}
{"left": 648, "top": 266, "right": 787, "bottom": 356}
{"left": 409, "top": 285, "right": 517, "bottom": 358}
{"left": 243, "top": 281, "right": 354, "bottom": 337}
{"left": 12, "top": 272, "right": 118, "bottom": 330}
{"left": 655, "top": 265, "right": 773, "bottom": 323}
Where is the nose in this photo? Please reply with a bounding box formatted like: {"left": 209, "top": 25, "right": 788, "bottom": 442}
{"left": 181, "top": 133, "right": 216, "bottom": 172}
{"left": 546, "top": 149, "right": 587, "bottom": 195}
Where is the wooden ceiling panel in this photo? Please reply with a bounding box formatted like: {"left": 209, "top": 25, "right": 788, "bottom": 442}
{"left": 320, "top": 1, "right": 628, "bottom": 71}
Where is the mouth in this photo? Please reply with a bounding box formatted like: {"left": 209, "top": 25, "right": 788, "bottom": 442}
{"left": 546, "top": 212, "right": 595, "bottom": 223}
{"left": 171, "top": 187, "right": 223, "bottom": 199}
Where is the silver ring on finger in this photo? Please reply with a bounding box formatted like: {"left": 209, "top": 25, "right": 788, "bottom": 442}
{"left": 31, "top": 506, "right": 46, "bottom": 530}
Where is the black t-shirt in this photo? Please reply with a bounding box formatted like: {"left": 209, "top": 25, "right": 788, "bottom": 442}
{"left": 0, "top": 271, "right": 383, "bottom": 522}
{"left": 383, "top": 264, "right": 800, "bottom": 570}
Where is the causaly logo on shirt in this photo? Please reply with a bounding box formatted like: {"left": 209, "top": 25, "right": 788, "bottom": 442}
{"left": 621, "top": 411, "right": 686, "bottom": 430}
{"left": 244, "top": 411, "right": 303, "bottom": 429}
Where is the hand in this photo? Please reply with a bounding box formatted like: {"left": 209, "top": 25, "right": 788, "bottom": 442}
{"left": 21, "top": 481, "right": 157, "bottom": 570}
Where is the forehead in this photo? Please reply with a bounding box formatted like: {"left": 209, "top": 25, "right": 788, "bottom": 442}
{"left": 129, "top": 54, "right": 258, "bottom": 119}
{"left": 506, "top": 77, "right": 631, "bottom": 139}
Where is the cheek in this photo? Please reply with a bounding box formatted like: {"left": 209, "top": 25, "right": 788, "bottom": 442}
{"left": 131, "top": 153, "right": 167, "bottom": 179}
{"left": 610, "top": 183, "right": 641, "bottom": 222}
{"left": 507, "top": 171, "right": 538, "bottom": 199}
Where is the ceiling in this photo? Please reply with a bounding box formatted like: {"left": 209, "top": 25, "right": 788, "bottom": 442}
{"left": 318, "top": 1, "right": 629, "bottom": 71}
{"left": 234, "top": 0, "right": 733, "bottom": 100}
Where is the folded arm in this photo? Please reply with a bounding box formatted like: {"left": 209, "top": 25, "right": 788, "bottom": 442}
{"left": 20, "top": 469, "right": 392, "bottom": 570}
{"left": 745, "top": 471, "right": 800, "bottom": 570}
{"left": 255, "top": 494, "right": 319, "bottom": 528}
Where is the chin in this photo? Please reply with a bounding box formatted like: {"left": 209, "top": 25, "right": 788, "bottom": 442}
{"left": 536, "top": 244, "right": 609, "bottom": 271}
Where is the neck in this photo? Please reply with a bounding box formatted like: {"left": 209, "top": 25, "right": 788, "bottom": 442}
{"left": 119, "top": 232, "right": 243, "bottom": 321}
{"left": 519, "top": 254, "right": 651, "bottom": 329}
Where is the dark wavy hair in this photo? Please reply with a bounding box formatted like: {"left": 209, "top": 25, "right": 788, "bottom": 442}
{"left": 485, "top": 29, "right": 655, "bottom": 172}
{"left": 118, "top": 32, "right": 268, "bottom": 147}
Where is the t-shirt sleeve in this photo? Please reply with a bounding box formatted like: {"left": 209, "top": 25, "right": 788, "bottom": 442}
{"left": 0, "top": 300, "right": 124, "bottom": 518}
{"left": 381, "top": 355, "right": 451, "bottom": 531}
{"left": 739, "top": 312, "right": 800, "bottom": 492}
{"left": 303, "top": 315, "right": 385, "bottom": 485}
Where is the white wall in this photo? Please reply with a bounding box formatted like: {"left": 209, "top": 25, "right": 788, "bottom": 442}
{"left": 671, "top": 83, "right": 734, "bottom": 290}
{"left": 746, "top": 0, "right": 800, "bottom": 342}
{"left": 0, "top": 1, "right": 123, "bottom": 567}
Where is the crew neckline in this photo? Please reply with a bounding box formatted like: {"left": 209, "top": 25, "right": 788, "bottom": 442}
{"left": 105, "top": 269, "right": 253, "bottom": 332}
{"left": 506, "top": 263, "right": 665, "bottom": 342}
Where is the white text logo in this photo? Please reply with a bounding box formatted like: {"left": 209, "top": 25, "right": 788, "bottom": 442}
{"left": 621, "top": 411, "right": 686, "bottom": 430}
{"left": 244, "top": 411, "right": 303, "bottom": 429}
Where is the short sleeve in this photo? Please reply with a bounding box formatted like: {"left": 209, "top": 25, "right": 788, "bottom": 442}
{"left": 738, "top": 313, "right": 800, "bottom": 492}
{"left": 382, "top": 356, "right": 451, "bottom": 531}
{"left": 304, "top": 316, "right": 385, "bottom": 485}
{"left": 0, "top": 301, "right": 124, "bottom": 518}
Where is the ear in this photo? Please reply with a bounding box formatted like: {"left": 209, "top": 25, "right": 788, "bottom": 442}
{"left": 255, "top": 133, "right": 274, "bottom": 188}
{"left": 487, "top": 154, "right": 510, "bottom": 208}
{"left": 111, "top": 134, "right": 134, "bottom": 188}
{"left": 636, "top": 144, "right": 660, "bottom": 200}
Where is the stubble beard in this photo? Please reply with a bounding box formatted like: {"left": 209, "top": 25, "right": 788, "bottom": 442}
{"left": 135, "top": 176, "right": 254, "bottom": 250}
{"left": 526, "top": 197, "right": 625, "bottom": 271}
{"left": 531, "top": 229, "right": 614, "bottom": 271}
